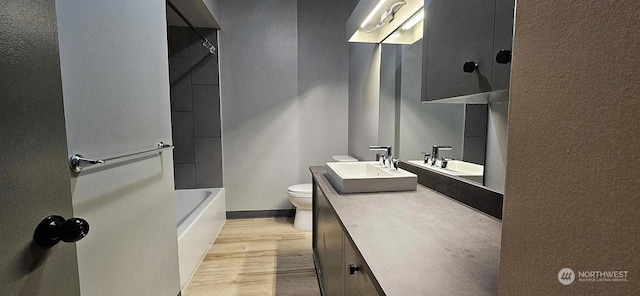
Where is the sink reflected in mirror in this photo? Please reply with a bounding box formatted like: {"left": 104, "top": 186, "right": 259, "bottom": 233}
{"left": 326, "top": 162, "right": 417, "bottom": 194}
{"left": 409, "top": 160, "right": 484, "bottom": 184}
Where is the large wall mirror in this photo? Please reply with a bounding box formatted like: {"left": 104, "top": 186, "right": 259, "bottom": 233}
{"left": 378, "top": 17, "right": 509, "bottom": 193}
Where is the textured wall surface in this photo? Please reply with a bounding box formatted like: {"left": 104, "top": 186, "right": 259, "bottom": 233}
{"left": 56, "top": 1, "right": 180, "bottom": 295}
{"left": 499, "top": 1, "right": 640, "bottom": 295}
{"left": 168, "top": 27, "right": 223, "bottom": 189}
{"left": 219, "top": 0, "right": 349, "bottom": 211}
{"left": 297, "top": 0, "right": 350, "bottom": 183}
{"left": 219, "top": 0, "right": 299, "bottom": 211}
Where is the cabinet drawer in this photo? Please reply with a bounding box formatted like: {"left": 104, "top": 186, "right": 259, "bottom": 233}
{"left": 345, "top": 236, "right": 380, "bottom": 296}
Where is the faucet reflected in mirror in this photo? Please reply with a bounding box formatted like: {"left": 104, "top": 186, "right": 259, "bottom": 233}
{"left": 421, "top": 146, "right": 454, "bottom": 168}
{"left": 430, "top": 145, "right": 452, "bottom": 166}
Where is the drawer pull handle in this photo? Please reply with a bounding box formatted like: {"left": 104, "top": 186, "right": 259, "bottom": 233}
{"left": 348, "top": 264, "right": 360, "bottom": 275}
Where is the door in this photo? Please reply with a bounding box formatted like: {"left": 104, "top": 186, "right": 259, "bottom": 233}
{"left": 0, "top": 1, "right": 82, "bottom": 295}
{"left": 1, "top": 1, "right": 180, "bottom": 295}
{"left": 55, "top": 0, "right": 180, "bottom": 295}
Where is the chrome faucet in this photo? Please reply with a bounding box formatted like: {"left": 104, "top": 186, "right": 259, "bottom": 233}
{"left": 421, "top": 152, "right": 431, "bottom": 164}
{"left": 431, "top": 145, "right": 452, "bottom": 166}
{"left": 369, "top": 145, "right": 392, "bottom": 168}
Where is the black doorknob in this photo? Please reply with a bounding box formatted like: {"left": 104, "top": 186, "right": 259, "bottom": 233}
{"left": 496, "top": 49, "right": 512, "bottom": 64}
{"left": 34, "top": 215, "right": 90, "bottom": 248}
{"left": 463, "top": 61, "right": 479, "bottom": 73}
{"left": 348, "top": 264, "right": 360, "bottom": 275}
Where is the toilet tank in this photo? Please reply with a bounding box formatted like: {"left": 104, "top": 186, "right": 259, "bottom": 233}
{"left": 332, "top": 155, "right": 358, "bottom": 162}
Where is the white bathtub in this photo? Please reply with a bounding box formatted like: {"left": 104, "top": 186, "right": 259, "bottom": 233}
{"left": 175, "top": 188, "right": 226, "bottom": 290}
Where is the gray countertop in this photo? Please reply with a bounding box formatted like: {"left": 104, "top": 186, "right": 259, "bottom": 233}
{"left": 310, "top": 166, "right": 502, "bottom": 296}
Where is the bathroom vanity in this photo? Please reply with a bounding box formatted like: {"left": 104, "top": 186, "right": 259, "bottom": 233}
{"left": 311, "top": 166, "right": 501, "bottom": 295}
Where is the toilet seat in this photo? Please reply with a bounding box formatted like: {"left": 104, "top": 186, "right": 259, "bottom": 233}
{"left": 288, "top": 183, "right": 312, "bottom": 197}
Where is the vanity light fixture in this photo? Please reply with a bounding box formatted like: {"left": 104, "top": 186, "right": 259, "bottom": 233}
{"left": 347, "top": 0, "right": 423, "bottom": 43}
{"left": 361, "top": 1, "right": 406, "bottom": 33}
{"left": 401, "top": 9, "right": 424, "bottom": 30}
{"left": 360, "top": 0, "right": 388, "bottom": 28}
{"left": 381, "top": 6, "right": 424, "bottom": 44}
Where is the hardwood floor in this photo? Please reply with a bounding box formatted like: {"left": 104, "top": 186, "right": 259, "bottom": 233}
{"left": 183, "top": 218, "right": 321, "bottom": 296}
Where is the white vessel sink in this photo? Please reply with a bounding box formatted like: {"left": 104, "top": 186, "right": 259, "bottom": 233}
{"left": 409, "top": 160, "right": 484, "bottom": 183}
{"left": 326, "top": 161, "right": 417, "bottom": 193}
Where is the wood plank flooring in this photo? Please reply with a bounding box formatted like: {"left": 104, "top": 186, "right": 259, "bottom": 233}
{"left": 183, "top": 218, "right": 321, "bottom": 296}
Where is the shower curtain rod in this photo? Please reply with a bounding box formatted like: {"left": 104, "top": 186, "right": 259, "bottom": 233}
{"left": 166, "top": 0, "right": 216, "bottom": 55}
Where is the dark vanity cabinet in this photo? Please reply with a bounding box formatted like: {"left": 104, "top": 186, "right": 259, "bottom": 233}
{"left": 313, "top": 180, "right": 344, "bottom": 295}
{"left": 313, "top": 180, "right": 380, "bottom": 296}
{"left": 344, "top": 238, "right": 379, "bottom": 296}
{"left": 310, "top": 166, "right": 502, "bottom": 295}
{"left": 421, "top": 0, "right": 515, "bottom": 102}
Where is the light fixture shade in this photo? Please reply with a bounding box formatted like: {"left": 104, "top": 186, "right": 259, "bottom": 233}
{"left": 347, "top": 0, "right": 424, "bottom": 43}
{"left": 360, "top": 0, "right": 388, "bottom": 28}
{"left": 401, "top": 10, "right": 424, "bottom": 31}
{"left": 383, "top": 8, "right": 424, "bottom": 45}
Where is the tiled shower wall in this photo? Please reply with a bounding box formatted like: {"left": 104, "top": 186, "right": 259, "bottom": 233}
{"left": 168, "top": 27, "right": 223, "bottom": 189}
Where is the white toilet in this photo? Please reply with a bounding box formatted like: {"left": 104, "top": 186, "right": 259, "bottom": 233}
{"left": 288, "top": 155, "right": 358, "bottom": 231}
{"left": 288, "top": 183, "right": 313, "bottom": 231}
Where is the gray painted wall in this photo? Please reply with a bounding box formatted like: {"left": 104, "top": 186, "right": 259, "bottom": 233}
{"left": 219, "top": 0, "right": 349, "bottom": 211}
{"left": 484, "top": 102, "right": 508, "bottom": 193}
{"left": 219, "top": 0, "right": 299, "bottom": 211}
{"left": 56, "top": 1, "right": 180, "bottom": 295}
{"left": 348, "top": 43, "right": 381, "bottom": 160}
{"left": 168, "top": 27, "right": 223, "bottom": 189}
{"left": 298, "top": 0, "right": 350, "bottom": 182}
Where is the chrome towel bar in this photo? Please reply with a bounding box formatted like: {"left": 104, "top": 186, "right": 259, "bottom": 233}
{"left": 69, "top": 142, "right": 174, "bottom": 173}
